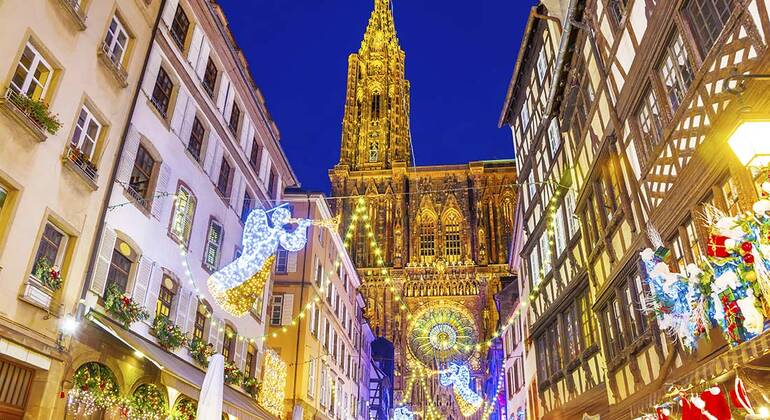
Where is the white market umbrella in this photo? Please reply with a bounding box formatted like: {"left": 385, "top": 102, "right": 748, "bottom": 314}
{"left": 197, "top": 354, "right": 224, "bottom": 419}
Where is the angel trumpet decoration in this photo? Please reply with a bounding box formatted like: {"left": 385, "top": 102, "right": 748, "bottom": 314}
{"left": 207, "top": 206, "right": 338, "bottom": 317}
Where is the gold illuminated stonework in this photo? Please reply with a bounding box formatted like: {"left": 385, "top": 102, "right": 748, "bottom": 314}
{"left": 330, "top": 1, "right": 517, "bottom": 416}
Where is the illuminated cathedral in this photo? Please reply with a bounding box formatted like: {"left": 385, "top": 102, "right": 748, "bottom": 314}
{"left": 328, "top": 0, "right": 517, "bottom": 416}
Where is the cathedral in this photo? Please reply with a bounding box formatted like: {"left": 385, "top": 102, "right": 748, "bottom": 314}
{"left": 328, "top": 0, "right": 518, "bottom": 416}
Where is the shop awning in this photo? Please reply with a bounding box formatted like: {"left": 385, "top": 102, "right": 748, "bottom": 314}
{"left": 89, "top": 314, "right": 275, "bottom": 420}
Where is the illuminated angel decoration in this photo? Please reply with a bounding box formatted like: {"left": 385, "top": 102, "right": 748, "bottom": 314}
{"left": 208, "top": 207, "right": 312, "bottom": 317}
{"left": 439, "top": 363, "right": 482, "bottom": 416}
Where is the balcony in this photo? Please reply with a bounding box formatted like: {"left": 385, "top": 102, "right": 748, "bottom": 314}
{"left": 62, "top": 145, "right": 98, "bottom": 190}
{"left": 0, "top": 88, "right": 61, "bottom": 142}
{"left": 97, "top": 42, "right": 128, "bottom": 88}
{"left": 55, "top": 0, "right": 87, "bottom": 31}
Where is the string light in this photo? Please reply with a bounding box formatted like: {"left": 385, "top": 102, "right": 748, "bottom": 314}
{"left": 256, "top": 349, "right": 287, "bottom": 418}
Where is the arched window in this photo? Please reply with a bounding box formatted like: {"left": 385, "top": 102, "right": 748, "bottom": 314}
{"left": 419, "top": 215, "right": 436, "bottom": 263}
{"left": 173, "top": 396, "right": 197, "bottom": 420}
{"left": 155, "top": 275, "right": 178, "bottom": 319}
{"left": 132, "top": 384, "right": 167, "bottom": 417}
{"left": 222, "top": 324, "right": 236, "bottom": 361}
{"left": 368, "top": 141, "right": 379, "bottom": 162}
{"left": 105, "top": 238, "right": 138, "bottom": 297}
{"left": 444, "top": 212, "right": 462, "bottom": 262}
{"left": 68, "top": 362, "right": 119, "bottom": 418}
{"left": 193, "top": 300, "right": 211, "bottom": 340}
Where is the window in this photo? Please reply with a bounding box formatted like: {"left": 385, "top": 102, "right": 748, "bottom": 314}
{"left": 193, "top": 302, "right": 207, "bottom": 340}
{"left": 70, "top": 106, "right": 101, "bottom": 160}
{"left": 308, "top": 358, "right": 316, "bottom": 398}
{"left": 419, "top": 217, "right": 436, "bottom": 262}
{"left": 564, "top": 190, "right": 578, "bottom": 237}
{"left": 203, "top": 220, "right": 223, "bottom": 271}
{"left": 249, "top": 138, "right": 261, "bottom": 169}
{"left": 170, "top": 184, "right": 196, "bottom": 246}
{"left": 11, "top": 43, "right": 52, "bottom": 101}
{"left": 370, "top": 94, "right": 381, "bottom": 120}
{"left": 245, "top": 344, "right": 257, "bottom": 378}
{"left": 0, "top": 186, "right": 7, "bottom": 213}
{"left": 228, "top": 103, "right": 240, "bottom": 135}
{"left": 636, "top": 88, "right": 664, "bottom": 158}
{"left": 106, "top": 248, "right": 132, "bottom": 296}
{"left": 368, "top": 141, "right": 379, "bottom": 162}
{"left": 684, "top": 218, "right": 703, "bottom": 264}
{"left": 241, "top": 191, "right": 252, "bottom": 224}
{"left": 547, "top": 118, "right": 561, "bottom": 155}
{"left": 607, "top": 0, "right": 627, "bottom": 26}
{"left": 129, "top": 144, "right": 156, "bottom": 204}
{"left": 267, "top": 170, "right": 277, "bottom": 199}
{"left": 539, "top": 233, "right": 552, "bottom": 274}
{"left": 622, "top": 274, "right": 647, "bottom": 341}
{"left": 155, "top": 276, "right": 175, "bottom": 319}
{"left": 600, "top": 160, "right": 620, "bottom": 221}
{"left": 275, "top": 247, "right": 288, "bottom": 273}
{"left": 529, "top": 247, "right": 540, "bottom": 287}
{"left": 151, "top": 67, "right": 174, "bottom": 118}
{"left": 520, "top": 102, "right": 530, "bottom": 132}
{"left": 202, "top": 57, "right": 218, "bottom": 97}
{"left": 312, "top": 305, "right": 321, "bottom": 336}
{"left": 527, "top": 172, "right": 536, "bottom": 204}
{"left": 579, "top": 292, "right": 594, "bottom": 348}
{"left": 564, "top": 303, "right": 579, "bottom": 360}
{"left": 683, "top": 0, "right": 736, "bottom": 57}
{"left": 554, "top": 204, "right": 567, "bottom": 255}
{"left": 31, "top": 223, "right": 67, "bottom": 281}
{"left": 659, "top": 34, "right": 693, "bottom": 111}
{"left": 444, "top": 212, "right": 462, "bottom": 262}
{"left": 216, "top": 158, "right": 231, "bottom": 195}
{"left": 103, "top": 15, "right": 129, "bottom": 65}
{"left": 719, "top": 176, "right": 742, "bottom": 216}
{"left": 187, "top": 117, "right": 205, "bottom": 162}
{"left": 222, "top": 325, "right": 235, "bottom": 361}
{"left": 536, "top": 49, "right": 548, "bottom": 82}
{"left": 270, "top": 295, "right": 283, "bottom": 326}
{"left": 170, "top": 5, "right": 190, "bottom": 50}
{"left": 602, "top": 295, "right": 627, "bottom": 359}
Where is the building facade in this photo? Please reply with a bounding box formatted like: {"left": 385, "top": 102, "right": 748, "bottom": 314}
{"left": 501, "top": 0, "right": 770, "bottom": 419}
{"left": 266, "top": 191, "right": 369, "bottom": 420}
{"left": 60, "top": 0, "right": 297, "bottom": 418}
{"left": 0, "top": 0, "right": 160, "bottom": 418}
{"left": 328, "top": 0, "right": 518, "bottom": 418}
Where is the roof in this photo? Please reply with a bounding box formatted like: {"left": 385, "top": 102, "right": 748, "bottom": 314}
{"left": 498, "top": 7, "right": 541, "bottom": 128}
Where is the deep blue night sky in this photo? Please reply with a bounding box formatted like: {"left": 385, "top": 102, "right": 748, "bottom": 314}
{"left": 217, "top": 0, "right": 533, "bottom": 193}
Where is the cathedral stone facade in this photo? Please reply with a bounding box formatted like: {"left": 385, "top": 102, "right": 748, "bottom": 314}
{"left": 328, "top": 0, "right": 517, "bottom": 414}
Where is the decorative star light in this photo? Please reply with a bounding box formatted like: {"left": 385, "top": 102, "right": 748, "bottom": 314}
{"left": 439, "top": 363, "right": 483, "bottom": 417}
{"left": 208, "top": 207, "right": 311, "bottom": 317}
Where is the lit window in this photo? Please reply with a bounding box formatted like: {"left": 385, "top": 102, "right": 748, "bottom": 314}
{"left": 222, "top": 325, "right": 235, "bottom": 361}
{"left": 170, "top": 185, "right": 196, "bottom": 246}
{"left": 193, "top": 302, "right": 207, "bottom": 340}
{"left": 155, "top": 276, "right": 175, "bottom": 319}
{"left": 444, "top": 212, "right": 462, "bottom": 262}
{"left": 419, "top": 217, "right": 436, "bottom": 263}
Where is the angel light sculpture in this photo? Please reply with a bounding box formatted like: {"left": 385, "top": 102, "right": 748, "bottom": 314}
{"left": 439, "top": 363, "right": 483, "bottom": 416}
{"left": 208, "top": 207, "right": 312, "bottom": 317}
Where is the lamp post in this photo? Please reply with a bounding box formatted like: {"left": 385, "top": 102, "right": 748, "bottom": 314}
{"left": 727, "top": 121, "right": 770, "bottom": 169}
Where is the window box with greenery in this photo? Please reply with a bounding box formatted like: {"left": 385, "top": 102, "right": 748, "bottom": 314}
{"left": 187, "top": 337, "right": 214, "bottom": 367}
{"left": 224, "top": 361, "right": 244, "bottom": 386}
{"left": 151, "top": 315, "right": 188, "bottom": 351}
{"left": 104, "top": 283, "right": 149, "bottom": 328}
{"left": 242, "top": 376, "right": 259, "bottom": 397}
{"left": 2, "top": 88, "right": 61, "bottom": 141}
{"left": 24, "top": 256, "right": 63, "bottom": 310}
{"left": 63, "top": 145, "right": 99, "bottom": 189}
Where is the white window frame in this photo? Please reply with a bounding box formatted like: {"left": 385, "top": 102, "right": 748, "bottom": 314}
{"left": 554, "top": 203, "right": 567, "bottom": 256}
{"left": 537, "top": 49, "right": 548, "bottom": 82}
{"left": 548, "top": 118, "right": 561, "bottom": 155}
{"left": 270, "top": 295, "right": 283, "bottom": 326}
{"left": 520, "top": 101, "right": 530, "bottom": 131}
{"left": 307, "top": 358, "right": 316, "bottom": 398}
{"left": 564, "top": 189, "right": 579, "bottom": 236}
{"left": 104, "top": 15, "right": 129, "bottom": 65}
{"left": 11, "top": 43, "right": 53, "bottom": 100}
{"left": 70, "top": 105, "right": 102, "bottom": 159}
{"left": 540, "top": 233, "right": 552, "bottom": 274}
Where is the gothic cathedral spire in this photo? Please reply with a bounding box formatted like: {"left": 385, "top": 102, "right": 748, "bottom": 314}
{"left": 337, "top": 0, "right": 411, "bottom": 171}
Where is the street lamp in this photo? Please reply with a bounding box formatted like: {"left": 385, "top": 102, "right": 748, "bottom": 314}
{"left": 727, "top": 120, "right": 770, "bottom": 168}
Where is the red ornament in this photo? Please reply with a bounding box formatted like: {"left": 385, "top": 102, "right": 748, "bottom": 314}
{"left": 707, "top": 235, "right": 731, "bottom": 258}
{"left": 741, "top": 242, "right": 753, "bottom": 254}
{"left": 743, "top": 253, "right": 755, "bottom": 265}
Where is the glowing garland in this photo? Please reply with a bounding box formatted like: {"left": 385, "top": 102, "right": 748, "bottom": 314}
{"left": 257, "top": 349, "right": 287, "bottom": 418}
{"left": 208, "top": 207, "right": 312, "bottom": 317}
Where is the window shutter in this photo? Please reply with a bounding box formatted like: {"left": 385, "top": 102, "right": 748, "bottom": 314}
{"left": 116, "top": 126, "right": 140, "bottom": 185}
{"left": 187, "top": 296, "right": 199, "bottom": 334}
{"left": 161, "top": 0, "right": 180, "bottom": 28}
{"left": 179, "top": 97, "right": 196, "bottom": 147}
{"left": 144, "top": 269, "right": 163, "bottom": 325}
{"left": 195, "top": 41, "right": 211, "bottom": 80}
{"left": 208, "top": 317, "right": 219, "bottom": 345}
{"left": 287, "top": 252, "right": 298, "bottom": 273}
{"left": 187, "top": 26, "right": 204, "bottom": 68}
{"left": 170, "top": 89, "right": 188, "bottom": 135}
{"left": 90, "top": 227, "right": 117, "bottom": 296}
{"left": 216, "top": 74, "right": 230, "bottom": 112}
{"left": 259, "top": 153, "right": 270, "bottom": 181}
{"left": 216, "top": 322, "right": 225, "bottom": 350}
{"left": 175, "top": 288, "right": 191, "bottom": 328}
{"left": 203, "top": 133, "right": 219, "bottom": 175}
{"left": 230, "top": 171, "right": 243, "bottom": 210}
{"left": 151, "top": 164, "right": 172, "bottom": 219}
{"left": 132, "top": 255, "right": 155, "bottom": 308}
{"left": 281, "top": 294, "right": 294, "bottom": 325}
{"left": 234, "top": 338, "right": 245, "bottom": 369}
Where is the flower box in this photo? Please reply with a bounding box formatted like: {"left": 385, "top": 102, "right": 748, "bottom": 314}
{"left": 104, "top": 284, "right": 149, "bottom": 329}
{"left": 224, "top": 361, "right": 244, "bottom": 386}
{"left": 151, "top": 315, "right": 188, "bottom": 351}
{"left": 21, "top": 275, "right": 55, "bottom": 310}
{"left": 97, "top": 43, "right": 128, "bottom": 88}
{"left": 63, "top": 145, "right": 99, "bottom": 190}
{"left": 0, "top": 88, "right": 61, "bottom": 140}
{"left": 187, "top": 337, "right": 214, "bottom": 367}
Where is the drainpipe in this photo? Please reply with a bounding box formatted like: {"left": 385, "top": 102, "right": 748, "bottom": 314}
{"left": 77, "top": 0, "right": 167, "bottom": 320}
{"left": 291, "top": 193, "right": 312, "bottom": 411}
{"left": 544, "top": 0, "right": 580, "bottom": 119}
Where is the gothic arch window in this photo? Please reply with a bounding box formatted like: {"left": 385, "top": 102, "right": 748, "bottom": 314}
{"left": 419, "top": 213, "right": 436, "bottom": 263}
{"left": 370, "top": 93, "right": 382, "bottom": 120}
{"left": 369, "top": 141, "right": 379, "bottom": 162}
{"left": 443, "top": 211, "right": 462, "bottom": 262}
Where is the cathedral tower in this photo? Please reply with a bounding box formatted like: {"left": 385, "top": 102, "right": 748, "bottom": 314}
{"left": 338, "top": 0, "right": 412, "bottom": 170}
